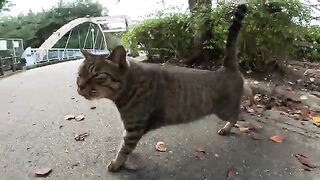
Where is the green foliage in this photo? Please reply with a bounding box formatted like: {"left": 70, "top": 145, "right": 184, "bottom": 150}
{"left": 0, "top": 0, "right": 12, "bottom": 11}
{"left": 122, "top": 0, "right": 319, "bottom": 69}
{"left": 292, "top": 26, "right": 320, "bottom": 61}
{"left": 0, "top": 0, "right": 104, "bottom": 48}
{"left": 122, "top": 13, "right": 193, "bottom": 59}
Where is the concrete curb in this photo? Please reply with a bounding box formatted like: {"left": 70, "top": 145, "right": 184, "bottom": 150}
{"left": 0, "top": 70, "right": 26, "bottom": 80}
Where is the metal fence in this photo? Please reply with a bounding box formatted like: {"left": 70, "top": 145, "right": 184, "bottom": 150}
{"left": 23, "top": 48, "right": 109, "bottom": 66}
{"left": 0, "top": 55, "right": 22, "bottom": 75}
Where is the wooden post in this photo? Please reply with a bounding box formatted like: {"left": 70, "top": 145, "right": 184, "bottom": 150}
{"left": 0, "top": 58, "right": 3, "bottom": 76}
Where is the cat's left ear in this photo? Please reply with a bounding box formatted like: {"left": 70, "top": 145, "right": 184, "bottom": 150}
{"left": 108, "top": 45, "right": 128, "bottom": 71}
{"left": 80, "top": 49, "right": 93, "bottom": 60}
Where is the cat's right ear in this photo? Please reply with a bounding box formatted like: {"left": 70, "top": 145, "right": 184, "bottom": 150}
{"left": 108, "top": 46, "right": 128, "bottom": 71}
{"left": 80, "top": 49, "right": 93, "bottom": 60}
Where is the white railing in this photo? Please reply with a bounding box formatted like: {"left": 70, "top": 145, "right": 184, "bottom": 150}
{"left": 24, "top": 48, "right": 109, "bottom": 66}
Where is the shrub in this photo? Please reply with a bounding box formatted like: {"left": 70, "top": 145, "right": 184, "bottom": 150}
{"left": 122, "top": 0, "right": 318, "bottom": 70}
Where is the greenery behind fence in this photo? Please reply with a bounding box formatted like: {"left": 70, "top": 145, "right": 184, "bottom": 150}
{"left": 122, "top": 0, "right": 320, "bottom": 70}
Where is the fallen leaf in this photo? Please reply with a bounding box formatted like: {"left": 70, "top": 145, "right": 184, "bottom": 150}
{"left": 195, "top": 147, "right": 205, "bottom": 153}
{"left": 64, "top": 114, "right": 75, "bottom": 120}
{"left": 299, "top": 107, "right": 310, "bottom": 121}
{"left": 245, "top": 106, "right": 255, "bottom": 114}
{"left": 74, "top": 133, "right": 89, "bottom": 141}
{"left": 254, "top": 94, "right": 262, "bottom": 102}
{"left": 256, "top": 104, "right": 264, "bottom": 108}
{"left": 286, "top": 86, "right": 293, "bottom": 91}
{"left": 294, "top": 154, "right": 317, "bottom": 169}
{"left": 155, "top": 141, "right": 167, "bottom": 152}
{"left": 310, "top": 77, "right": 315, "bottom": 82}
{"left": 34, "top": 167, "right": 52, "bottom": 177}
{"left": 226, "top": 167, "right": 237, "bottom": 178}
{"left": 75, "top": 115, "right": 85, "bottom": 122}
{"left": 299, "top": 95, "right": 308, "bottom": 100}
{"left": 270, "top": 135, "right": 284, "bottom": 143}
{"left": 194, "top": 147, "right": 206, "bottom": 159}
{"left": 311, "top": 116, "right": 320, "bottom": 127}
{"left": 301, "top": 164, "right": 312, "bottom": 171}
{"left": 287, "top": 81, "right": 294, "bottom": 85}
{"left": 235, "top": 121, "right": 259, "bottom": 130}
{"left": 239, "top": 127, "right": 250, "bottom": 133}
{"left": 90, "top": 106, "right": 96, "bottom": 110}
{"left": 296, "top": 153, "right": 308, "bottom": 158}
{"left": 71, "top": 162, "right": 80, "bottom": 168}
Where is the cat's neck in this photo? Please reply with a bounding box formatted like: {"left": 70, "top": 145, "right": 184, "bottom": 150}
{"left": 113, "top": 62, "right": 140, "bottom": 109}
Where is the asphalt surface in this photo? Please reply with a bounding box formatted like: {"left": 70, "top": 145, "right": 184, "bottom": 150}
{"left": 0, "top": 60, "right": 320, "bottom": 180}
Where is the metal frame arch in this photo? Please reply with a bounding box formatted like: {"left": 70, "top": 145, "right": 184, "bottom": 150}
{"left": 38, "top": 17, "right": 108, "bottom": 50}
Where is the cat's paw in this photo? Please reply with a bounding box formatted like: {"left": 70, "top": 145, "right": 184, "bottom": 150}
{"left": 108, "top": 160, "right": 122, "bottom": 172}
{"left": 218, "top": 128, "right": 228, "bottom": 136}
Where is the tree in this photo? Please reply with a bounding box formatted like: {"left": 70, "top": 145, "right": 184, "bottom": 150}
{"left": 0, "top": 0, "right": 13, "bottom": 11}
{"left": 184, "top": 0, "right": 214, "bottom": 66}
{"left": 118, "top": 0, "right": 214, "bottom": 65}
{"left": 0, "top": 0, "right": 104, "bottom": 48}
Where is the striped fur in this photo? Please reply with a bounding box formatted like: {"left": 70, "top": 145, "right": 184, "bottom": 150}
{"left": 77, "top": 5, "right": 247, "bottom": 172}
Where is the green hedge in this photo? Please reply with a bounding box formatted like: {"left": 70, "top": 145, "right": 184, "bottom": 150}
{"left": 122, "top": 1, "right": 319, "bottom": 69}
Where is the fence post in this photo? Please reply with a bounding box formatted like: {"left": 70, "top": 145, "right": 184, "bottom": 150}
{"left": 0, "top": 58, "right": 3, "bottom": 76}
{"left": 46, "top": 49, "right": 49, "bottom": 62}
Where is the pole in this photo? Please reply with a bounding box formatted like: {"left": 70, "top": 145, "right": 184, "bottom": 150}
{"left": 83, "top": 23, "right": 92, "bottom": 49}
{"left": 91, "top": 28, "right": 95, "bottom": 50}
{"left": 0, "top": 58, "right": 3, "bottom": 76}
{"left": 78, "top": 30, "right": 81, "bottom": 48}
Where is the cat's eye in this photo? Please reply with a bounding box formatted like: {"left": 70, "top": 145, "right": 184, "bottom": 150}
{"left": 92, "top": 72, "right": 109, "bottom": 83}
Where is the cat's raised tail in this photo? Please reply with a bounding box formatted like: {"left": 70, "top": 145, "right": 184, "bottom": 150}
{"left": 223, "top": 4, "right": 247, "bottom": 71}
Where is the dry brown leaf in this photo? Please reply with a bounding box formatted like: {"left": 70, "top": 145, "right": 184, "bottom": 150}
{"left": 155, "top": 141, "right": 167, "bottom": 152}
{"left": 239, "top": 127, "right": 250, "bottom": 133}
{"left": 270, "top": 135, "right": 284, "bottom": 143}
{"left": 311, "top": 116, "right": 320, "bottom": 127}
{"left": 64, "top": 114, "right": 75, "bottom": 120}
{"left": 286, "top": 86, "right": 293, "bottom": 91}
{"left": 194, "top": 147, "right": 206, "bottom": 159}
{"left": 235, "top": 121, "right": 258, "bottom": 130}
{"left": 34, "top": 167, "right": 52, "bottom": 177}
{"left": 245, "top": 107, "right": 255, "bottom": 114}
{"left": 294, "top": 154, "right": 317, "bottom": 169}
{"left": 299, "top": 107, "right": 311, "bottom": 121}
{"left": 226, "top": 167, "right": 236, "bottom": 178}
{"left": 310, "top": 77, "right": 315, "bottom": 82}
{"left": 74, "top": 133, "right": 89, "bottom": 141}
{"left": 75, "top": 115, "right": 85, "bottom": 122}
{"left": 254, "top": 94, "right": 262, "bottom": 102}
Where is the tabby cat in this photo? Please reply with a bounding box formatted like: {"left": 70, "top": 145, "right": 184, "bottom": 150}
{"left": 77, "top": 4, "right": 247, "bottom": 172}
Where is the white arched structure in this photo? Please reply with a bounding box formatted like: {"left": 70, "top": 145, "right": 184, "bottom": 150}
{"left": 39, "top": 15, "right": 129, "bottom": 50}
{"left": 35, "top": 15, "right": 129, "bottom": 62}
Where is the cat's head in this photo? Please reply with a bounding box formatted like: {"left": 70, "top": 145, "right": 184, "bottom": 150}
{"left": 77, "top": 46, "right": 128, "bottom": 100}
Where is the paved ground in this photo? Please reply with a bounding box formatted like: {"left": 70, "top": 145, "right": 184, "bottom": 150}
{"left": 0, "top": 60, "right": 320, "bottom": 180}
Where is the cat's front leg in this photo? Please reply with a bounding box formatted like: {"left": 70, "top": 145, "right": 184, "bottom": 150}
{"left": 108, "top": 129, "right": 144, "bottom": 172}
